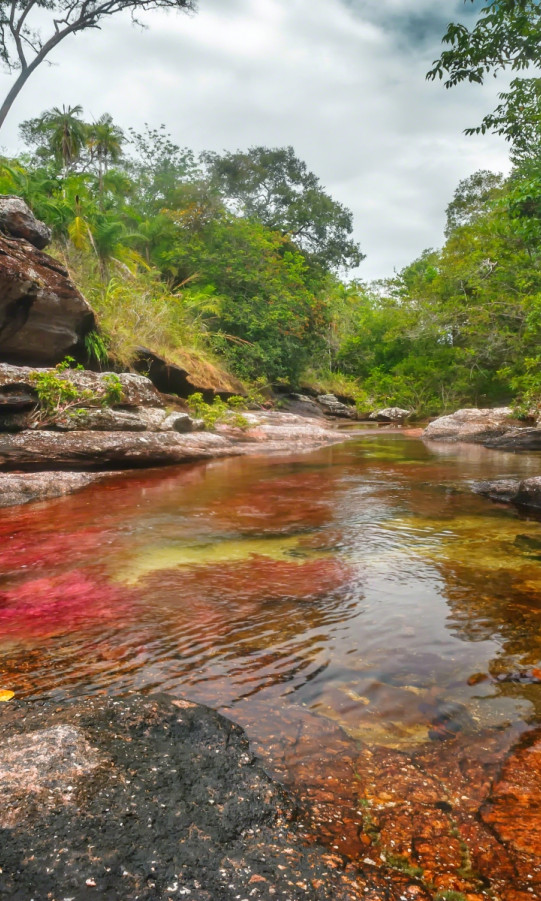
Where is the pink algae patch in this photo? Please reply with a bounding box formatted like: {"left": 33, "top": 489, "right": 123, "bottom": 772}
{"left": 0, "top": 529, "right": 103, "bottom": 573}
{"left": 142, "top": 555, "right": 352, "bottom": 605}
{"left": 0, "top": 572, "right": 133, "bottom": 639}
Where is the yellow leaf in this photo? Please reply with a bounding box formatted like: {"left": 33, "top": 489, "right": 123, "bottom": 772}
{"left": 0, "top": 690, "right": 15, "bottom": 702}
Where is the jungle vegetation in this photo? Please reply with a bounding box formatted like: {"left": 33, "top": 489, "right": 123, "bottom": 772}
{"left": 0, "top": 98, "right": 539, "bottom": 417}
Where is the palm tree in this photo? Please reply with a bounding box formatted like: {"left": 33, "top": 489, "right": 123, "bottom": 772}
{"left": 87, "top": 114, "right": 125, "bottom": 195}
{"left": 36, "top": 105, "right": 87, "bottom": 178}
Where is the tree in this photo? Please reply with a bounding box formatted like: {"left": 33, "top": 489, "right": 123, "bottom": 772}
{"left": 427, "top": 1, "right": 541, "bottom": 149}
{"left": 20, "top": 104, "right": 86, "bottom": 176}
{"left": 445, "top": 169, "right": 505, "bottom": 236}
{"left": 202, "top": 146, "right": 364, "bottom": 272}
{"left": 0, "top": 0, "right": 196, "bottom": 131}
{"left": 87, "top": 113, "right": 125, "bottom": 194}
{"left": 427, "top": 1, "right": 541, "bottom": 89}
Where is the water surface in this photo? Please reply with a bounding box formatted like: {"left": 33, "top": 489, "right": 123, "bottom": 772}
{"left": 2, "top": 435, "right": 541, "bottom": 875}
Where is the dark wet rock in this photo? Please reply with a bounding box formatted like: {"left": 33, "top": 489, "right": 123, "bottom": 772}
{"left": 484, "top": 427, "right": 541, "bottom": 450}
{"left": 282, "top": 393, "right": 326, "bottom": 419}
{"left": 316, "top": 394, "right": 355, "bottom": 419}
{"left": 369, "top": 407, "right": 411, "bottom": 423}
{"left": 424, "top": 407, "right": 520, "bottom": 442}
{"left": 0, "top": 429, "right": 233, "bottom": 471}
{"left": 135, "top": 346, "right": 245, "bottom": 400}
{"left": 0, "top": 235, "right": 95, "bottom": 365}
{"left": 474, "top": 476, "right": 541, "bottom": 510}
{"left": 0, "top": 693, "right": 410, "bottom": 900}
{"left": 0, "top": 471, "right": 114, "bottom": 507}
{"left": 162, "top": 411, "right": 197, "bottom": 433}
{"left": 0, "top": 195, "right": 52, "bottom": 249}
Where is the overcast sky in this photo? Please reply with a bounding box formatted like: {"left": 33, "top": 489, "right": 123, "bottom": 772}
{"left": 0, "top": 0, "right": 512, "bottom": 279}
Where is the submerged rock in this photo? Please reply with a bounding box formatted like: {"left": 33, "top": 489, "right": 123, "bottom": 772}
{"left": 0, "top": 694, "right": 416, "bottom": 900}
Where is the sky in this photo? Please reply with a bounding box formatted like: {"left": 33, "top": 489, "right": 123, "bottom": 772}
{"left": 0, "top": 0, "right": 513, "bottom": 280}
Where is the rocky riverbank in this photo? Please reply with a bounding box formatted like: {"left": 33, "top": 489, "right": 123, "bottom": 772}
{"left": 0, "top": 361, "right": 355, "bottom": 507}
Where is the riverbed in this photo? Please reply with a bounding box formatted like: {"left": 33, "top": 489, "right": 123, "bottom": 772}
{"left": 2, "top": 433, "right": 541, "bottom": 896}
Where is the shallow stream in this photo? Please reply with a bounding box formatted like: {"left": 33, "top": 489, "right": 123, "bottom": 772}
{"left": 2, "top": 434, "right": 541, "bottom": 887}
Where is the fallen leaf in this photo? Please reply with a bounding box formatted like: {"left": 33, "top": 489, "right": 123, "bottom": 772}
{"left": 0, "top": 690, "right": 14, "bottom": 702}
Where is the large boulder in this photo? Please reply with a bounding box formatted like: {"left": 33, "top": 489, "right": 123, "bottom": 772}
{"left": 369, "top": 407, "right": 410, "bottom": 423}
{"left": 0, "top": 196, "right": 51, "bottom": 249}
{"left": 423, "top": 407, "right": 520, "bottom": 442}
{"left": 0, "top": 233, "right": 95, "bottom": 365}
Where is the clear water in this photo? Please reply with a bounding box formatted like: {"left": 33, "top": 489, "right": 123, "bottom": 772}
{"left": 1, "top": 434, "right": 541, "bottom": 835}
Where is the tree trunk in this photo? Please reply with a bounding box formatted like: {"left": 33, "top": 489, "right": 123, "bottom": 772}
{"left": 0, "top": 68, "right": 34, "bottom": 132}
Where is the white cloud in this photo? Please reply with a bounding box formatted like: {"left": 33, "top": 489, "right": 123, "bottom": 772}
{"left": 0, "top": 0, "right": 511, "bottom": 279}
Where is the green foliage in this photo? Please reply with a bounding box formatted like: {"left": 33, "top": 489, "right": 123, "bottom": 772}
{"left": 29, "top": 359, "right": 124, "bottom": 425}
{"left": 202, "top": 145, "right": 364, "bottom": 271}
{"left": 84, "top": 330, "right": 109, "bottom": 366}
{"left": 186, "top": 393, "right": 250, "bottom": 430}
{"left": 7, "top": 107, "right": 540, "bottom": 418}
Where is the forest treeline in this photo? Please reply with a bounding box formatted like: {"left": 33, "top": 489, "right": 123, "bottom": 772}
{"left": 1, "top": 104, "right": 540, "bottom": 416}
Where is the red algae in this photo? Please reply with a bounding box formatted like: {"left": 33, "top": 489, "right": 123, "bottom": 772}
{"left": 0, "top": 527, "right": 104, "bottom": 573}
{"left": 0, "top": 571, "right": 133, "bottom": 639}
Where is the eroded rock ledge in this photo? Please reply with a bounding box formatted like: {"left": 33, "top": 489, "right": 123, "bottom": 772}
{"left": 0, "top": 694, "right": 426, "bottom": 901}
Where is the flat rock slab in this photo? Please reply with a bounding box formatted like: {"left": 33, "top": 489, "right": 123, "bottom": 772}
{"left": 0, "top": 694, "right": 426, "bottom": 900}
{"left": 0, "top": 430, "right": 233, "bottom": 471}
{"left": 0, "top": 471, "right": 116, "bottom": 507}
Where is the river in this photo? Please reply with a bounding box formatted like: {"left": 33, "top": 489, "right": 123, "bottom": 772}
{"left": 2, "top": 433, "right": 541, "bottom": 894}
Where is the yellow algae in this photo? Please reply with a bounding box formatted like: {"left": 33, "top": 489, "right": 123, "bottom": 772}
{"left": 381, "top": 513, "right": 541, "bottom": 574}
{"left": 114, "top": 534, "right": 325, "bottom": 584}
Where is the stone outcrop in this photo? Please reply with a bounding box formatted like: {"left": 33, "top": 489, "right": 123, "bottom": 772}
{"left": 135, "top": 346, "right": 246, "bottom": 400}
{"left": 474, "top": 476, "right": 541, "bottom": 510}
{"left": 317, "top": 394, "right": 355, "bottom": 418}
{"left": 369, "top": 407, "right": 410, "bottom": 423}
{"left": 0, "top": 693, "right": 406, "bottom": 901}
{"left": 424, "top": 407, "right": 518, "bottom": 442}
{"left": 0, "top": 234, "right": 95, "bottom": 365}
{"left": 483, "top": 427, "right": 541, "bottom": 450}
{"left": 0, "top": 196, "right": 52, "bottom": 249}
{"left": 422, "top": 406, "right": 541, "bottom": 452}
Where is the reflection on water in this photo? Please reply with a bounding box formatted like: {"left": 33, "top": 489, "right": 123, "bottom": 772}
{"left": 1, "top": 435, "right": 541, "bottom": 883}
